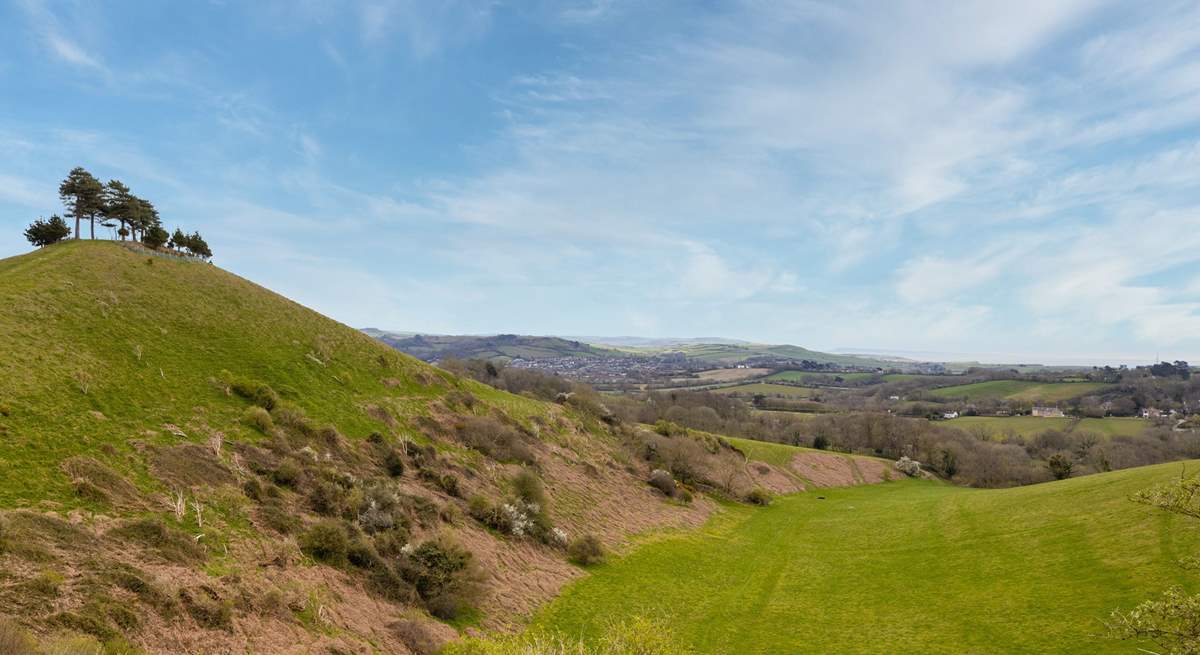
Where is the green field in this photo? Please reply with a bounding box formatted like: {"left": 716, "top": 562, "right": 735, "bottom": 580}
{"left": 764, "top": 370, "right": 876, "bottom": 384}
{"left": 947, "top": 416, "right": 1149, "bottom": 439}
{"left": 930, "top": 380, "right": 1112, "bottom": 402}
{"left": 713, "top": 382, "right": 817, "bottom": 398}
{"left": 532, "top": 461, "right": 1200, "bottom": 654}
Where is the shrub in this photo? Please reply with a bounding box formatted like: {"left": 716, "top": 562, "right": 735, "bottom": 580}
{"left": 242, "top": 406, "right": 274, "bottom": 433}
{"left": 1047, "top": 452, "right": 1074, "bottom": 480}
{"left": 231, "top": 380, "right": 280, "bottom": 411}
{"left": 358, "top": 484, "right": 405, "bottom": 534}
{"left": 812, "top": 435, "right": 830, "bottom": 450}
{"left": 455, "top": 416, "right": 535, "bottom": 464}
{"left": 299, "top": 520, "right": 349, "bottom": 565}
{"left": 438, "top": 473, "right": 461, "bottom": 497}
{"left": 676, "top": 488, "right": 694, "bottom": 504}
{"left": 273, "top": 458, "right": 303, "bottom": 487}
{"left": 384, "top": 447, "right": 405, "bottom": 477}
{"left": 648, "top": 469, "right": 676, "bottom": 497}
{"left": 259, "top": 501, "right": 301, "bottom": 534}
{"left": 512, "top": 468, "right": 547, "bottom": 508}
{"left": 402, "top": 536, "right": 486, "bottom": 620}
{"left": 110, "top": 518, "right": 204, "bottom": 564}
{"left": 179, "top": 587, "right": 232, "bottom": 630}
{"left": 894, "top": 456, "right": 921, "bottom": 477}
{"left": 567, "top": 534, "right": 605, "bottom": 566}
{"left": 745, "top": 488, "right": 772, "bottom": 506}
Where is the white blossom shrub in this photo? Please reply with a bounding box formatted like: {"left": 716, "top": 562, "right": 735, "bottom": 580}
{"left": 895, "top": 456, "right": 921, "bottom": 477}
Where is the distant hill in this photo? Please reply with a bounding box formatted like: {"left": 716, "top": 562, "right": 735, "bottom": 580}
{"left": 367, "top": 329, "right": 897, "bottom": 369}
{"left": 365, "top": 330, "right": 625, "bottom": 362}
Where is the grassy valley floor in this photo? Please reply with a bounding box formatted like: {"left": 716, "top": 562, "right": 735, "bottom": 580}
{"left": 531, "top": 461, "right": 1200, "bottom": 654}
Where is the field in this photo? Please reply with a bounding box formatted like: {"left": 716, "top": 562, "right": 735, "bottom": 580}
{"left": 764, "top": 370, "right": 875, "bottom": 384}
{"left": 689, "top": 367, "right": 770, "bottom": 382}
{"left": 532, "top": 460, "right": 1200, "bottom": 654}
{"left": 948, "top": 416, "right": 1149, "bottom": 439}
{"left": 930, "top": 380, "right": 1112, "bottom": 402}
{"left": 713, "top": 382, "right": 817, "bottom": 398}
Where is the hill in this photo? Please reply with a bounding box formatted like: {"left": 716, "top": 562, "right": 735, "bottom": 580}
{"left": 618, "top": 341, "right": 894, "bottom": 368}
{"left": 0, "top": 241, "right": 805, "bottom": 654}
{"left": 530, "top": 454, "right": 1200, "bottom": 654}
{"left": 366, "top": 330, "right": 625, "bottom": 362}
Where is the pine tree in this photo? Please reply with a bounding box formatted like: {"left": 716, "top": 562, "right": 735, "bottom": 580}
{"left": 23, "top": 215, "right": 72, "bottom": 247}
{"left": 58, "top": 167, "right": 104, "bottom": 240}
{"left": 103, "top": 180, "right": 135, "bottom": 241}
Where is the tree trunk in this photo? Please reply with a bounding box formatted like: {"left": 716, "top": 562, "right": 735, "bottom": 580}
{"left": 89, "top": 216, "right": 95, "bottom": 239}
{"left": 74, "top": 215, "right": 81, "bottom": 239}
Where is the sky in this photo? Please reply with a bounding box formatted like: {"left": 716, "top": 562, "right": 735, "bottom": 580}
{"left": 1, "top": 1, "right": 1199, "bottom": 365}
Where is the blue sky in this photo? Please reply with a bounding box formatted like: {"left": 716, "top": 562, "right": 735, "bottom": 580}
{"left": 1, "top": 1, "right": 1199, "bottom": 364}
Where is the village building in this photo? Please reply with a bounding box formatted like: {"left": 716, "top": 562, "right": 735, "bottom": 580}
{"left": 1032, "top": 406, "right": 1065, "bottom": 418}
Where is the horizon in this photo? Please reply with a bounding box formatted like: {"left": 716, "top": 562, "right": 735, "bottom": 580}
{"left": 2, "top": 2, "right": 1199, "bottom": 362}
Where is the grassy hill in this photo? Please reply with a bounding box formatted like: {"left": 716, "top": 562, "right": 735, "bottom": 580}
{"left": 0, "top": 241, "right": 737, "bottom": 653}
{"left": 614, "top": 342, "right": 891, "bottom": 368}
{"left": 531, "top": 454, "right": 1200, "bottom": 654}
{"left": 367, "top": 330, "right": 624, "bottom": 362}
{"left": 929, "top": 379, "right": 1113, "bottom": 402}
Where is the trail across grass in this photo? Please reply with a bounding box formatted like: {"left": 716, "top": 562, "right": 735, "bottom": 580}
{"left": 532, "top": 461, "right": 1200, "bottom": 654}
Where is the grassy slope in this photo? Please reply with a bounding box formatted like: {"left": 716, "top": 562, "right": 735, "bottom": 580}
{"left": 949, "top": 415, "right": 1148, "bottom": 439}
{"left": 929, "top": 380, "right": 1112, "bottom": 401}
{"left": 533, "top": 460, "right": 1200, "bottom": 654}
{"left": 0, "top": 241, "right": 543, "bottom": 508}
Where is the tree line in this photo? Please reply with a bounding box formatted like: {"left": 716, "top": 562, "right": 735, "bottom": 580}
{"left": 23, "top": 166, "right": 212, "bottom": 259}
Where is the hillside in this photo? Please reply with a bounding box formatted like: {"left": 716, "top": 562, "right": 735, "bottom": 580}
{"left": 531, "top": 456, "right": 1200, "bottom": 654}
{"left": 617, "top": 341, "right": 893, "bottom": 368}
{"left": 0, "top": 241, "right": 809, "bottom": 654}
{"left": 366, "top": 330, "right": 625, "bottom": 363}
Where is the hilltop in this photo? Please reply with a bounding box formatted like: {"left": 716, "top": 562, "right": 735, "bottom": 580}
{"left": 364, "top": 330, "right": 624, "bottom": 363}
{"left": 0, "top": 241, "right": 840, "bottom": 654}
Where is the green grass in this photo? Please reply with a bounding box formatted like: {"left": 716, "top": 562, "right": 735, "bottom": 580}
{"left": 947, "top": 416, "right": 1149, "bottom": 439}
{"left": 764, "top": 371, "right": 875, "bottom": 384}
{"left": 929, "top": 380, "right": 1113, "bottom": 402}
{"left": 712, "top": 382, "right": 816, "bottom": 398}
{"left": 0, "top": 241, "right": 548, "bottom": 508}
{"left": 531, "top": 461, "right": 1200, "bottom": 654}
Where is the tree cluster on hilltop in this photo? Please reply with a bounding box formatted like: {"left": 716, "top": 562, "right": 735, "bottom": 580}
{"left": 22, "top": 166, "right": 212, "bottom": 259}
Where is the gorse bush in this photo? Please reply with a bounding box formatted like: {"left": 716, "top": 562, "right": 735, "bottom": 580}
{"left": 299, "top": 520, "right": 349, "bottom": 565}
{"left": 242, "top": 406, "right": 274, "bottom": 433}
{"left": 402, "top": 535, "right": 486, "bottom": 620}
{"left": 567, "top": 534, "right": 605, "bottom": 566}
{"left": 745, "top": 488, "right": 772, "bottom": 506}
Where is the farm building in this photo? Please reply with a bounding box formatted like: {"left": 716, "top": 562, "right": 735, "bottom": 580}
{"left": 1032, "top": 406, "right": 1065, "bottom": 418}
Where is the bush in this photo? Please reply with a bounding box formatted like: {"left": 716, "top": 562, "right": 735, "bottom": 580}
{"left": 1047, "top": 452, "right": 1074, "bottom": 480}
{"left": 384, "top": 447, "right": 405, "bottom": 477}
{"left": 677, "top": 488, "right": 694, "bottom": 504}
{"left": 402, "top": 536, "right": 486, "bottom": 620}
{"left": 242, "top": 406, "right": 274, "bottom": 433}
{"left": 648, "top": 469, "right": 676, "bottom": 497}
{"left": 745, "top": 488, "right": 772, "bottom": 506}
{"left": 259, "top": 501, "right": 301, "bottom": 534}
{"left": 299, "top": 520, "right": 349, "bottom": 565}
{"left": 179, "top": 587, "right": 233, "bottom": 630}
{"left": 812, "top": 435, "right": 830, "bottom": 450}
{"left": 273, "top": 458, "right": 303, "bottom": 487}
{"left": 109, "top": 518, "right": 204, "bottom": 564}
{"left": 455, "top": 416, "right": 535, "bottom": 464}
{"left": 894, "top": 456, "right": 921, "bottom": 477}
{"left": 567, "top": 534, "right": 605, "bottom": 566}
{"left": 512, "top": 468, "right": 547, "bottom": 508}
{"left": 231, "top": 380, "right": 280, "bottom": 411}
